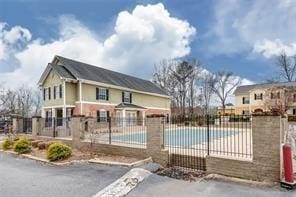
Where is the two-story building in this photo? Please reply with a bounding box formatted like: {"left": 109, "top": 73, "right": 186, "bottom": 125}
{"left": 38, "top": 56, "right": 171, "bottom": 122}
{"left": 234, "top": 82, "right": 296, "bottom": 115}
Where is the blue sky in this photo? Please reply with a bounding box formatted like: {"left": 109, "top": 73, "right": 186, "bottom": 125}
{"left": 1, "top": 0, "right": 296, "bottom": 88}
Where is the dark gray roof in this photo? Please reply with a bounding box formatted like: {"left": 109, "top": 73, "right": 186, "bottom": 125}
{"left": 51, "top": 64, "right": 75, "bottom": 80}
{"left": 234, "top": 81, "right": 296, "bottom": 95}
{"left": 115, "top": 103, "right": 146, "bottom": 109}
{"left": 55, "top": 56, "right": 168, "bottom": 96}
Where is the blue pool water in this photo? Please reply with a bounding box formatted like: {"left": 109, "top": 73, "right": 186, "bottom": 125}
{"left": 112, "top": 128, "right": 236, "bottom": 147}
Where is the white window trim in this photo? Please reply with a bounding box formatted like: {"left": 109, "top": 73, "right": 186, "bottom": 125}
{"left": 98, "top": 88, "right": 107, "bottom": 100}
{"left": 99, "top": 109, "right": 107, "bottom": 122}
{"left": 123, "top": 91, "right": 131, "bottom": 103}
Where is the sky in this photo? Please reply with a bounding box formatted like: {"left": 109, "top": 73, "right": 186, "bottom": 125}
{"left": 1, "top": 0, "right": 296, "bottom": 89}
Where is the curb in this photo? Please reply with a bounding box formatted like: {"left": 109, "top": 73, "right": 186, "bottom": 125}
{"left": 88, "top": 157, "right": 152, "bottom": 168}
{"left": 203, "top": 174, "right": 278, "bottom": 187}
{"left": 0, "top": 150, "right": 152, "bottom": 167}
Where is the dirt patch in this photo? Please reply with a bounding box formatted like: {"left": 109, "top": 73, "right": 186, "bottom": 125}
{"left": 156, "top": 167, "right": 206, "bottom": 182}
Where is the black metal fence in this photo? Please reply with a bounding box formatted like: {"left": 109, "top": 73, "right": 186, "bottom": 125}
{"left": 83, "top": 117, "right": 147, "bottom": 148}
{"left": 23, "top": 117, "right": 32, "bottom": 134}
{"left": 40, "top": 117, "right": 71, "bottom": 138}
{"left": 165, "top": 114, "right": 252, "bottom": 170}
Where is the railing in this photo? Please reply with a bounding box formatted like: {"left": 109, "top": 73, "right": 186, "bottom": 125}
{"left": 83, "top": 117, "right": 147, "bottom": 149}
{"left": 40, "top": 117, "right": 71, "bottom": 138}
{"left": 165, "top": 114, "right": 252, "bottom": 170}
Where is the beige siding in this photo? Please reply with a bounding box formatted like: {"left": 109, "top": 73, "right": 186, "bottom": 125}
{"left": 81, "top": 83, "right": 170, "bottom": 109}
{"left": 66, "top": 82, "right": 77, "bottom": 105}
{"left": 42, "top": 70, "right": 63, "bottom": 107}
{"left": 133, "top": 92, "right": 170, "bottom": 109}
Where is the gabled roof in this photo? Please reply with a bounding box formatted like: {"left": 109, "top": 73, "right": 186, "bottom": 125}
{"left": 115, "top": 103, "right": 146, "bottom": 109}
{"left": 234, "top": 81, "right": 296, "bottom": 95}
{"left": 39, "top": 56, "right": 168, "bottom": 96}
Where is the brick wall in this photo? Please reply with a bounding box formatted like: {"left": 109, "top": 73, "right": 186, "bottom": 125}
{"left": 207, "top": 115, "right": 282, "bottom": 182}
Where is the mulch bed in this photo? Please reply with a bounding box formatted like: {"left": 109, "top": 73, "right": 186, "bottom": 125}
{"left": 156, "top": 167, "right": 206, "bottom": 182}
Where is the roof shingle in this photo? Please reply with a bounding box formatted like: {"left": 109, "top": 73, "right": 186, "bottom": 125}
{"left": 56, "top": 56, "right": 168, "bottom": 96}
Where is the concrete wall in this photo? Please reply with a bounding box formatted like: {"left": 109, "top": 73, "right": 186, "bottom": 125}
{"left": 207, "top": 115, "right": 282, "bottom": 182}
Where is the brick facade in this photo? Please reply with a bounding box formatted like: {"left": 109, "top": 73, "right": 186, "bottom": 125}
{"left": 72, "top": 102, "right": 170, "bottom": 118}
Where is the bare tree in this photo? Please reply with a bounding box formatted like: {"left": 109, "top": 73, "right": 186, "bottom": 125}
{"left": 32, "top": 89, "right": 42, "bottom": 116}
{"left": 212, "top": 71, "right": 241, "bottom": 111}
{"left": 16, "top": 86, "right": 34, "bottom": 117}
{"left": 275, "top": 51, "right": 296, "bottom": 82}
{"left": 200, "top": 73, "right": 216, "bottom": 114}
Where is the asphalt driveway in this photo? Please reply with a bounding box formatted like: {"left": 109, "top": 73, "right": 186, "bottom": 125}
{"left": 0, "top": 152, "right": 295, "bottom": 197}
{"left": 0, "top": 153, "right": 129, "bottom": 197}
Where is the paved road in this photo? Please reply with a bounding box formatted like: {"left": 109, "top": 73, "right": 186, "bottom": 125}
{"left": 0, "top": 153, "right": 129, "bottom": 197}
{"left": 1, "top": 152, "right": 295, "bottom": 197}
{"left": 129, "top": 173, "right": 295, "bottom": 197}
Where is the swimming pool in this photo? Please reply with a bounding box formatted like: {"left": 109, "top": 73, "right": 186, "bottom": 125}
{"left": 111, "top": 128, "right": 237, "bottom": 148}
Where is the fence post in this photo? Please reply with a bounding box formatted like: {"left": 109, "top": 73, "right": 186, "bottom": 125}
{"left": 12, "top": 115, "right": 23, "bottom": 134}
{"left": 146, "top": 117, "right": 168, "bottom": 167}
{"left": 69, "top": 115, "right": 85, "bottom": 148}
{"left": 32, "top": 116, "right": 41, "bottom": 137}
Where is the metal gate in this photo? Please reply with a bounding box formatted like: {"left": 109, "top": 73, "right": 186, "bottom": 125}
{"left": 165, "top": 114, "right": 252, "bottom": 171}
{"left": 23, "top": 117, "right": 32, "bottom": 134}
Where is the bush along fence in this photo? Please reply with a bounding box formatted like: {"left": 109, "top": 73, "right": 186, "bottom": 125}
{"left": 11, "top": 114, "right": 285, "bottom": 182}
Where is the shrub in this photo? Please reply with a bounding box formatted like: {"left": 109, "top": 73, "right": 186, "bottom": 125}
{"left": 1, "top": 137, "right": 13, "bottom": 150}
{"left": 38, "top": 141, "right": 60, "bottom": 150}
{"left": 13, "top": 136, "right": 32, "bottom": 154}
{"left": 47, "top": 142, "right": 72, "bottom": 161}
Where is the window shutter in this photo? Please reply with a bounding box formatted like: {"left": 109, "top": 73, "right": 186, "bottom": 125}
{"left": 43, "top": 88, "right": 46, "bottom": 101}
{"left": 97, "top": 111, "right": 100, "bottom": 122}
{"left": 54, "top": 86, "right": 56, "bottom": 99}
{"left": 107, "top": 111, "right": 110, "bottom": 119}
{"left": 106, "top": 89, "right": 109, "bottom": 101}
{"left": 48, "top": 87, "right": 51, "bottom": 100}
{"left": 130, "top": 93, "right": 132, "bottom": 103}
{"left": 122, "top": 92, "right": 124, "bottom": 102}
{"left": 60, "top": 84, "right": 62, "bottom": 98}
{"left": 96, "top": 88, "right": 99, "bottom": 100}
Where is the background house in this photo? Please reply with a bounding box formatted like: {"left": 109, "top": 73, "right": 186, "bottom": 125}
{"left": 38, "top": 56, "right": 171, "bottom": 122}
{"left": 234, "top": 82, "right": 296, "bottom": 115}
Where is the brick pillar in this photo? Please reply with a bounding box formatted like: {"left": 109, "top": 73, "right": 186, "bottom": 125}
{"left": 69, "top": 116, "right": 85, "bottom": 147}
{"left": 252, "top": 115, "right": 282, "bottom": 181}
{"left": 146, "top": 117, "right": 168, "bottom": 167}
{"left": 32, "top": 116, "right": 41, "bottom": 137}
{"left": 12, "top": 115, "right": 23, "bottom": 134}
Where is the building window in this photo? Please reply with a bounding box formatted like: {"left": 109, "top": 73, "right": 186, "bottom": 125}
{"left": 96, "top": 88, "right": 109, "bottom": 100}
{"left": 271, "top": 92, "right": 280, "bottom": 99}
{"left": 122, "top": 91, "right": 132, "bottom": 103}
{"left": 293, "top": 109, "right": 296, "bottom": 115}
{"left": 242, "top": 110, "right": 250, "bottom": 115}
{"left": 54, "top": 85, "right": 62, "bottom": 99}
{"left": 97, "top": 110, "right": 109, "bottom": 122}
{"left": 242, "top": 97, "right": 250, "bottom": 104}
{"left": 43, "top": 87, "right": 51, "bottom": 101}
{"left": 254, "top": 93, "right": 263, "bottom": 100}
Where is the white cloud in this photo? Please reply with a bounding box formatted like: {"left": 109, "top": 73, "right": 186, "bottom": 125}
{"left": 253, "top": 39, "right": 296, "bottom": 58}
{"left": 208, "top": 0, "right": 296, "bottom": 57}
{"left": 0, "top": 3, "right": 196, "bottom": 89}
